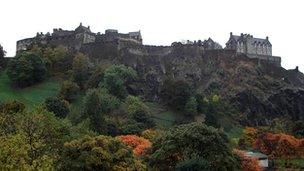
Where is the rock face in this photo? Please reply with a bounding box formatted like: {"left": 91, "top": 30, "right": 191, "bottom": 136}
{"left": 81, "top": 42, "right": 304, "bottom": 125}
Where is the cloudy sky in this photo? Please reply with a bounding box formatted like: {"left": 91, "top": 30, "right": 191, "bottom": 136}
{"left": 1, "top": 0, "right": 303, "bottom": 69}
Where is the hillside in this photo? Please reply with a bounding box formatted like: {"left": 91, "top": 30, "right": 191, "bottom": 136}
{"left": 103, "top": 44, "right": 304, "bottom": 125}
{"left": 0, "top": 71, "right": 60, "bottom": 107}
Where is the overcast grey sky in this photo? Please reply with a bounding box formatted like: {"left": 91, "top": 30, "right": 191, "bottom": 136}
{"left": 1, "top": 0, "right": 303, "bottom": 69}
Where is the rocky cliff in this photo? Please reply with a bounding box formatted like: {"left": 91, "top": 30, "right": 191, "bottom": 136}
{"left": 81, "top": 43, "right": 304, "bottom": 125}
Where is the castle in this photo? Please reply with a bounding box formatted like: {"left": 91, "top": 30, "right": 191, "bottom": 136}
{"left": 226, "top": 32, "right": 281, "bottom": 66}
{"left": 16, "top": 23, "right": 142, "bottom": 52}
{"left": 16, "top": 24, "right": 281, "bottom": 66}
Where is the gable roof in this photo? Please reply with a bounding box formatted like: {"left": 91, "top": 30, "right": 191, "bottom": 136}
{"left": 244, "top": 151, "right": 268, "bottom": 160}
{"left": 229, "top": 34, "right": 271, "bottom": 46}
{"left": 75, "top": 23, "right": 91, "bottom": 34}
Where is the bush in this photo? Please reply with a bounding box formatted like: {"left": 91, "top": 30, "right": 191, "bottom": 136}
{"left": 0, "top": 44, "right": 5, "bottom": 68}
{"left": 118, "top": 135, "right": 152, "bottom": 156}
{"left": 149, "top": 122, "right": 240, "bottom": 170}
{"left": 72, "top": 53, "right": 90, "bottom": 89}
{"left": 124, "top": 96, "right": 155, "bottom": 131}
{"left": 7, "top": 52, "right": 47, "bottom": 87}
{"left": 0, "top": 100, "right": 25, "bottom": 114}
{"left": 59, "top": 81, "right": 80, "bottom": 102}
{"left": 161, "top": 79, "right": 194, "bottom": 110}
{"left": 184, "top": 97, "right": 198, "bottom": 116}
{"left": 60, "top": 135, "right": 147, "bottom": 170}
{"left": 82, "top": 88, "right": 120, "bottom": 133}
{"left": 44, "top": 97, "right": 70, "bottom": 118}
{"left": 101, "top": 65, "right": 137, "bottom": 99}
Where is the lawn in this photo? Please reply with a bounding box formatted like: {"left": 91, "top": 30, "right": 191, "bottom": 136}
{"left": 146, "top": 102, "right": 178, "bottom": 128}
{"left": 275, "top": 157, "right": 304, "bottom": 170}
{"left": 0, "top": 71, "right": 61, "bottom": 108}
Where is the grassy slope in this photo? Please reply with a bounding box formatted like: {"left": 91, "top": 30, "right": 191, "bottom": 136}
{"left": 0, "top": 71, "right": 61, "bottom": 108}
{"left": 147, "top": 102, "right": 177, "bottom": 128}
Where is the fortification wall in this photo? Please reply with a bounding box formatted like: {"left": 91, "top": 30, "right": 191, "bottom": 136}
{"left": 247, "top": 54, "right": 281, "bottom": 67}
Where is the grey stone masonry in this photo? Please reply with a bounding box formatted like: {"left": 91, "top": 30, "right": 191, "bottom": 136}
{"left": 225, "top": 32, "right": 281, "bottom": 66}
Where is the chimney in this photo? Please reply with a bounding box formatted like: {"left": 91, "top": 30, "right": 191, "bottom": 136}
{"left": 266, "top": 36, "right": 269, "bottom": 40}
{"left": 80, "top": 22, "right": 82, "bottom": 26}
{"left": 88, "top": 26, "right": 90, "bottom": 29}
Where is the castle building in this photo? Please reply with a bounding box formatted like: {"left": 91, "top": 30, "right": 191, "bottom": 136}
{"left": 226, "top": 32, "right": 272, "bottom": 56}
{"left": 225, "top": 32, "right": 281, "bottom": 66}
{"left": 16, "top": 23, "right": 142, "bottom": 53}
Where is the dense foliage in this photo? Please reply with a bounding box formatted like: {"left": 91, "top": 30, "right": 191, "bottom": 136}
{"left": 148, "top": 122, "right": 240, "bottom": 170}
{"left": 7, "top": 52, "right": 47, "bottom": 87}
{"left": 101, "top": 65, "right": 137, "bottom": 99}
{"left": 60, "top": 135, "right": 147, "bottom": 170}
{"left": 44, "top": 96, "right": 70, "bottom": 118}
{"left": 82, "top": 88, "right": 119, "bottom": 133}
{"left": 59, "top": 80, "right": 80, "bottom": 102}
{"left": 118, "top": 135, "right": 151, "bottom": 156}
{"left": 254, "top": 133, "right": 304, "bottom": 158}
{"left": 0, "top": 44, "right": 5, "bottom": 68}
{"left": 0, "top": 107, "right": 70, "bottom": 170}
{"left": 72, "top": 53, "right": 90, "bottom": 89}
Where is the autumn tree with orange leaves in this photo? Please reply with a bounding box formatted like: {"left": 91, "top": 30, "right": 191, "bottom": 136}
{"left": 254, "top": 133, "right": 304, "bottom": 158}
{"left": 239, "top": 127, "right": 258, "bottom": 149}
{"left": 118, "top": 135, "right": 152, "bottom": 156}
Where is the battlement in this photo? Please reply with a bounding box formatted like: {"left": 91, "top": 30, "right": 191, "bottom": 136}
{"left": 16, "top": 23, "right": 142, "bottom": 53}
{"left": 16, "top": 26, "right": 282, "bottom": 67}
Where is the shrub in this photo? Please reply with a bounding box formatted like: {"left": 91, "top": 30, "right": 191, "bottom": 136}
{"left": 184, "top": 96, "right": 198, "bottom": 116}
{"left": 0, "top": 100, "right": 25, "bottom": 114}
{"left": 60, "top": 135, "right": 147, "bottom": 170}
{"left": 101, "top": 65, "right": 137, "bottom": 99}
{"left": 149, "top": 122, "right": 240, "bottom": 170}
{"left": 161, "top": 79, "right": 194, "bottom": 110}
{"left": 7, "top": 52, "right": 47, "bottom": 87}
{"left": 59, "top": 80, "right": 79, "bottom": 102}
{"left": 44, "top": 97, "right": 70, "bottom": 118}
{"left": 118, "top": 135, "right": 152, "bottom": 156}
{"left": 72, "top": 53, "right": 90, "bottom": 89}
{"left": 254, "top": 133, "right": 304, "bottom": 158}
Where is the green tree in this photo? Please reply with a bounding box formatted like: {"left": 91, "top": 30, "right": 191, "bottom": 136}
{"left": 82, "top": 88, "right": 120, "bottom": 134}
{"left": 0, "top": 100, "right": 25, "bottom": 114}
{"left": 292, "top": 121, "right": 304, "bottom": 138}
{"left": 0, "top": 44, "right": 6, "bottom": 68}
{"left": 101, "top": 65, "right": 137, "bottom": 99}
{"left": 0, "top": 107, "right": 71, "bottom": 170}
{"left": 162, "top": 79, "right": 194, "bottom": 110}
{"left": 72, "top": 53, "right": 90, "bottom": 89}
{"left": 87, "top": 62, "right": 111, "bottom": 88}
{"left": 59, "top": 135, "right": 147, "bottom": 170}
{"left": 82, "top": 89, "right": 105, "bottom": 133}
{"left": 0, "top": 133, "right": 55, "bottom": 170}
{"left": 7, "top": 52, "right": 47, "bottom": 87}
{"left": 59, "top": 80, "right": 80, "bottom": 102}
{"left": 44, "top": 97, "right": 70, "bottom": 118}
{"left": 149, "top": 122, "right": 240, "bottom": 170}
{"left": 122, "top": 96, "right": 155, "bottom": 134}
{"left": 184, "top": 97, "right": 198, "bottom": 117}
{"left": 0, "top": 44, "right": 5, "bottom": 58}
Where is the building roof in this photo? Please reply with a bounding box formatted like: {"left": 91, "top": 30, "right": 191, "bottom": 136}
{"left": 129, "top": 31, "right": 141, "bottom": 37}
{"left": 244, "top": 151, "right": 268, "bottom": 159}
{"left": 75, "top": 23, "right": 91, "bottom": 34}
{"left": 229, "top": 33, "right": 271, "bottom": 46}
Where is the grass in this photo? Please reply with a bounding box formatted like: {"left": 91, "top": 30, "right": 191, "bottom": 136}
{"left": 146, "top": 102, "right": 177, "bottom": 128}
{"left": 0, "top": 71, "right": 61, "bottom": 108}
{"left": 275, "top": 157, "right": 304, "bottom": 170}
